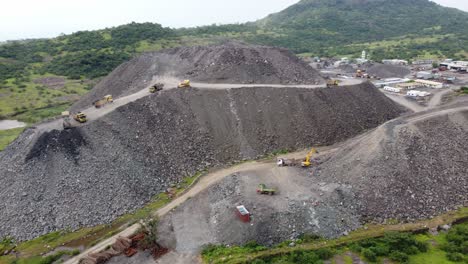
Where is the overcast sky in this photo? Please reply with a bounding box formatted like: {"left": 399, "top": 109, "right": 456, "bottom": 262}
{"left": 1, "top": 0, "right": 467, "bottom": 41}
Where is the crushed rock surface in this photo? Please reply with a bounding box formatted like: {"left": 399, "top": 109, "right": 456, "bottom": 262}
{"left": 366, "top": 64, "right": 411, "bottom": 79}
{"left": 156, "top": 106, "right": 468, "bottom": 253}
{"left": 0, "top": 83, "right": 402, "bottom": 241}
{"left": 72, "top": 41, "right": 324, "bottom": 111}
{"left": 314, "top": 107, "right": 468, "bottom": 222}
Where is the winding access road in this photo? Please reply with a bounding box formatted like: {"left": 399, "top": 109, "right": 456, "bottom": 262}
{"left": 35, "top": 77, "right": 364, "bottom": 133}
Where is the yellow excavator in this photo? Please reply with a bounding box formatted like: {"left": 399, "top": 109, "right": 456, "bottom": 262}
{"left": 301, "top": 148, "right": 318, "bottom": 167}
{"left": 178, "top": 80, "right": 191, "bottom": 88}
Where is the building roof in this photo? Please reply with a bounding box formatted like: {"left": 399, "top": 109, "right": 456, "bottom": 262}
{"left": 236, "top": 205, "right": 250, "bottom": 215}
{"left": 415, "top": 79, "right": 443, "bottom": 85}
{"left": 397, "top": 82, "right": 419, "bottom": 88}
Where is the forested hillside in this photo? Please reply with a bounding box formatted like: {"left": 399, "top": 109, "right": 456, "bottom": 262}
{"left": 255, "top": 0, "right": 468, "bottom": 59}
{"left": 0, "top": 0, "right": 467, "bottom": 123}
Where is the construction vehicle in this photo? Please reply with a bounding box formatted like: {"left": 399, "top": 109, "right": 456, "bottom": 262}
{"left": 301, "top": 148, "right": 318, "bottom": 167}
{"left": 178, "top": 80, "right": 191, "bottom": 88}
{"left": 61, "top": 111, "right": 72, "bottom": 129}
{"left": 277, "top": 158, "right": 300, "bottom": 167}
{"left": 149, "top": 83, "right": 164, "bottom": 93}
{"left": 63, "top": 117, "right": 72, "bottom": 129}
{"left": 93, "top": 95, "right": 114, "bottom": 108}
{"left": 73, "top": 112, "right": 87, "bottom": 123}
{"left": 356, "top": 70, "right": 364, "bottom": 78}
{"left": 326, "top": 80, "right": 339, "bottom": 87}
{"left": 256, "top": 184, "right": 276, "bottom": 195}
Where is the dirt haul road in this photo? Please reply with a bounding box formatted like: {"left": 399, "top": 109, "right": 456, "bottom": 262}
{"left": 36, "top": 78, "right": 365, "bottom": 133}
{"left": 64, "top": 104, "right": 466, "bottom": 264}
{"left": 384, "top": 88, "right": 454, "bottom": 113}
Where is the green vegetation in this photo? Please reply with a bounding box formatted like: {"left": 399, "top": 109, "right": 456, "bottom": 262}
{"left": 44, "top": 50, "right": 130, "bottom": 79}
{"left": 139, "top": 218, "right": 160, "bottom": 249}
{"left": 0, "top": 128, "right": 24, "bottom": 151}
{"left": 201, "top": 208, "right": 468, "bottom": 264}
{"left": 460, "top": 87, "right": 468, "bottom": 94}
{"left": 350, "top": 231, "right": 429, "bottom": 262}
{"left": 5, "top": 249, "right": 80, "bottom": 264}
{"left": 443, "top": 223, "right": 468, "bottom": 262}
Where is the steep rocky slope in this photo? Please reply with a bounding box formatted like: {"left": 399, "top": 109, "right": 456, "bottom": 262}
{"left": 156, "top": 105, "right": 468, "bottom": 253}
{"left": 72, "top": 42, "right": 324, "bottom": 110}
{"left": 366, "top": 64, "right": 411, "bottom": 79}
{"left": 0, "top": 83, "right": 402, "bottom": 240}
{"left": 314, "top": 106, "right": 468, "bottom": 222}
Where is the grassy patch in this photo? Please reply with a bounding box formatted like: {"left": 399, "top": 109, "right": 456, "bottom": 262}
{"left": 343, "top": 254, "right": 353, "bottom": 264}
{"left": 0, "top": 127, "right": 24, "bottom": 151}
{"left": 0, "top": 73, "right": 90, "bottom": 123}
{"left": 13, "top": 103, "right": 70, "bottom": 124}
{"left": 8, "top": 249, "right": 80, "bottom": 264}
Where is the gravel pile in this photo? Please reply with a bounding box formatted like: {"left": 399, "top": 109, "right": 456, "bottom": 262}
{"left": 0, "top": 83, "right": 402, "bottom": 241}
{"left": 314, "top": 107, "right": 468, "bottom": 222}
{"left": 73, "top": 41, "right": 324, "bottom": 110}
{"left": 366, "top": 63, "right": 411, "bottom": 78}
{"left": 157, "top": 171, "right": 361, "bottom": 253}
{"left": 156, "top": 106, "right": 468, "bottom": 253}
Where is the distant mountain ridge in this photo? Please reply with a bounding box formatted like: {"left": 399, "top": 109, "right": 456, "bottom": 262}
{"left": 257, "top": 0, "right": 468, "bottom": 45}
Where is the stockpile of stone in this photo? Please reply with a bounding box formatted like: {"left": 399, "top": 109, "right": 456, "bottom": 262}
{"left": 0, "top": 83, "right": 403, "bottom": 241}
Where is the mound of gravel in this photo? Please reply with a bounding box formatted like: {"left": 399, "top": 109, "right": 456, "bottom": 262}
{"left": 0, "top": 83, "right": 403, "bottom": 241}
{"left": 366, "top": 63, "right": 411, "bottom": 78}
{"left": 72, "top": 42, "right": 324, "bottom": 110}
{"left": 314, "top": 107, "right": 468, "bottom": 222}
{"left": 155, "top": 106, "right": 468, "bottom": 253}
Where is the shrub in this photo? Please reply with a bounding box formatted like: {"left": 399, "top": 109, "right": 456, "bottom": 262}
{"left": 349, "top": 242, "right": 363, "bottom": 253}
{"left": 389, "top": 251, "right": 409, "bottom": 263}
{"left": 446, "top": 252, "right": 464, "bottom": 262}
{"left": 362, "top": 248, "right": 377, "bottom": 262}
{"left": 415, "top": 240, "right": 429, "bottom": 253}
{"left": 372, "top": 245, "right": 390, "bottom": 256}
{"left": 292, "top": 251, "right": 321, "bottom": 263}
{"left": 139, "top": 217, "right": 159, "bottom": 249}
{"left": 316, "top": 248, "right": 334, "bottom": 260}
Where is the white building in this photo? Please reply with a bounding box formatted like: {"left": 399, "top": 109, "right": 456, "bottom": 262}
{"left": 412, "top": 59, "right": 435, "bottom": 65}
{"left": 416, "top": 71, "right": 433, "bottom": 80}
{"left": 373, "top": 78, "right": 411, "bottom": 88}
{"left": 407, "top": 91, "right": 431, "bottom": 97}
{"left": 384, "top": 86, "right": 402, "bottom": 93}
{"left": 382, "top": 59, "right": 408, "bottom": 65}
{"left": 414, "top": 79, "right": 443, "bottom": 89}
{"left": 396, "top": 82, "right": 420, "bottom": 90}
{"left": 439, "top": 60, "right": 468, "bottom": 71}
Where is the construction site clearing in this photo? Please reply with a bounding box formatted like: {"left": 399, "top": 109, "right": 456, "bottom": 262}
{"left": 0, "top": 42, "right": 466, "bottom": 264}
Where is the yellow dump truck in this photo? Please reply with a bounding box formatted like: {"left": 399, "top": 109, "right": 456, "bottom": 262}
{"left": 178, "top": 80, "right": 191, "bottom": 88}
{"left": 326, "top": 80, "right": 339, "bottom": 88}
{"left": 93, "top": 95, "right": 114, "bottom": 108}
{"left": 73, "top": 112, "right": 87, "bottom": 123}
{"left": 150, "top": 83, "right": 164, "bottom": 93}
